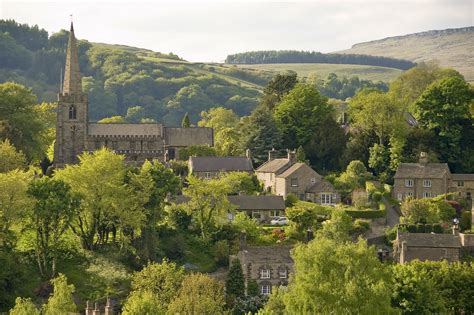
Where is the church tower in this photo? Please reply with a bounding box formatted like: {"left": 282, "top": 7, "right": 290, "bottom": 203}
{"left": 54, "top": 22, "right": 88, "bottom": 166}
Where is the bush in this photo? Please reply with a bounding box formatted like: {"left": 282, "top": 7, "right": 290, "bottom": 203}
{"left": 247, "top": 279, "right": 259, "bottom": 296}
{"left": 344, "top": 208, "right": 386, "bottom": 219}
{"left": 351, "top": 219, "right": 371, "bottom": 235}
{"left": 433, "top": 223, "right": 443, "bottom": 234}
{"left": 285, "top": 193, "right": 299, "bottom": 207}
{"left": 460, "top": 211, "right": 472, "bottom": 232}
{"left": 213, "top": 240, "right": 230, "bottom": 267}
{"left": 232, "top": 212, "right": 259, "bottom": 242}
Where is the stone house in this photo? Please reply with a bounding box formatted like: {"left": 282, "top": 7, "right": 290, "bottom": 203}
{"left": 394, "top": 232, "right": 462, "bottom": 264}
{"left": 54, "top": 23, "right": 213, "bottom": 167}
{"left": 255, "top": 149, "right": 340, "bottom": 205}
{"left": 188, "top": 155, "right": 253, "bottom": 179}
{"left": 393, "top": 152, "right": 474, "bottom": 202}
{"left": 227, "top": 195, "right": 286, "bottom": 222}
{"left": 236, "top": 245, "right": 293, "bottom": 296}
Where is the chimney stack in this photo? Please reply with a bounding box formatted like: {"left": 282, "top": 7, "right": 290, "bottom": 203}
{"left": 246, "top": 149, "right": 251, "bottom": 159}
{"left": 287, "top": 149, "right": 296, "bottom": 165}
{"left": 268, "top": 148, "right": 277, "bottom": 161}
{"left": 419, "top": 152, "right": 428, "bottom": 164}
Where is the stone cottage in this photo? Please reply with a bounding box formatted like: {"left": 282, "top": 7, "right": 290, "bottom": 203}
{"left": 227, "top": 195, "right": 286, "bottom": 222}
{"left": 54, "top": 23, "right": 213, "bottom": 167}
{"left": 255, "top": 149, "right": 340, "bottom": 205}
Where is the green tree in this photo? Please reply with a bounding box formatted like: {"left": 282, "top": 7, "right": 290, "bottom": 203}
{"left": 284, "top": 238, "right": 395, "bottom": 314}
{"left": 42, "top": 274, "right": 77, "bottom": 315}
{"left": 9, "top": 297, "right": 40, "bottom": 315}
{"left": 167, "top": 273, "right": 227, "bottom": 315}
{"left": 0, "top": 139, "right": 27, "bottom": 172}
{"left": 122, "top": 290, "right": 165, "bottom": 315}
{"left": 182, "top": 176, "right": 235, "bottom": 239}
{"left": 335, "top": 160, "right": 372, "bottom": 193}
{"left": 239, "top": 106, "right": 283, "bottom": 166}
{"left": 317, "top": 208, "right": 353, "bottom": 241}
{"left": 181, "top": 112, "right": 191, "bottom": 127}
{"left": 97, "top": 115, "right": 125, "bottom": 123}
{"left": 261, "top": 286, "right": 286, "bottom": 315}
{"left": 126, "top": 106, "right": 145, "bottom": 123}
{"left": 414, "top": 76, "right": 473, "bottom": 168}
{"left": 261, "top": 73, "right": 298, "bottom": 110}
{"left": 400, "top": 197, "right": 455, "bottom": 225}
{"left": 295, "top": 145, "right": 306, "bottom": 163}
{"left": 178, "top": 145, "right": 217, "bottom": 161}
{"left": 55, "top": 149, "right": 146, "bottom": 250}
{"left": 26, "top": 178, "right": 79, "bottom": 278}
{"left": 232, "top": 212, "right": 259, "bottom": 242}
{"left": 82, "top": 76, "right": 117, "bottom": 120}
{"left": 226, "top": 259, "right": 245, "bottom": 299}
{"left": 274, "top": 83, "right": 332, "bottom": 149}
{"left": 217, "top": 172, "right": 262, "bottom": 195}
{"left": 368, "top": 143, "right": 391, "bottom": 179}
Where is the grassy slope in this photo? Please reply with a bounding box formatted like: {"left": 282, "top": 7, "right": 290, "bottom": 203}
{"left": 233, "top": 63, "right": 402, "bottom": 82}
{"left": 337, "top": 27, "right": 474, "bottom": 82}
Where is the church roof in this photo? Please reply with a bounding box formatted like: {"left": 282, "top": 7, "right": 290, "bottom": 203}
{"left": 164, "top": 127, "right": 213, "bottom": 147}
{"left": 88, "top": 123, "right": 163, "bottom": 136}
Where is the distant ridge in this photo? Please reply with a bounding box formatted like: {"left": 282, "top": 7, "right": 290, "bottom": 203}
{"left": 338, "top": 26, "right": 474, "bottom": 81}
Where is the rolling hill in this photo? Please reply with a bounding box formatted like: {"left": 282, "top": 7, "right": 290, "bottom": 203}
{"left": 337, "top": 27, "right": 474, "bottom": 82}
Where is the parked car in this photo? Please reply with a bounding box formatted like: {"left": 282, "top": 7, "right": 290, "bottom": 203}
{"left": 270, "top": 216, "right": 288, "bottom": 226}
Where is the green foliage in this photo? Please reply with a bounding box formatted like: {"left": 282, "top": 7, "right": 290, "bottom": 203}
{"left": 213, "top": 239, "right": 230, "bottom": 267}
{"left": 97, "top": 115, "right": 125, "bottom": 123}
{"left": 316, "top": 72, "right": 388, "bottom": 100}
{"left": 179, "top": 145, "right": 217, "bottom": 161}
{"left": 226, "top": 259, "right": 245, "bottom": 299}
{"left": 335, "top": 160, "right": 371, "bottom": 193}
{"left": 342, "top": 207, "right": 387, "bottom": 219}
{"left": 181, "top": 112, "right": 191, "bottom": 127}
{"left": 167, "top": 273, "right": 226, "bottom": 315}
{"left": 9, "top": 297, "right": 40, "bottom": 315}
{"left": 261, "top": 286, "right": 286, "bottom": 315}
{"left": 218, "top": 172, "right": 262, "bottom": 195}
{"left": 232, "top": 212, "right": 259, "bottom": 242}
{"left": 26, "top": 177, "right": 79, "bottom": 278}
{"left": 460, "top": 211, "right": 472, "bottom": 232}
{"left": 42, "top": 273, "right": 77, "bottom": 315}
{"left": 260, "top": 73, "right": 297, "bottom": 110}
{"left": 247, "top": 279, "right": 259, "bottom": 297}
{"left": 295, "top": 145, "right": 306, "bottom": 162}
{"left": 128, "top": 260, "right": 185, "bottom": 309}
{"left": 285, "top": 201, "right": 331, "bottom": 237}
{"left": 318, "top": 208, "right": 353, "bottom": 241}
{"left": 400, "top": 197, "right": 456, "bottom": 224}
{"left": 122, "top": 290, "right": 165, "bottom": 315}
{"left": 284, "top": 238, "right": 395, "bottom": 314}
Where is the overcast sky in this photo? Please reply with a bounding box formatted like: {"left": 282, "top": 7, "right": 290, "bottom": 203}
{"left": 1, "top": 0, "right": 472, "bottom": 62}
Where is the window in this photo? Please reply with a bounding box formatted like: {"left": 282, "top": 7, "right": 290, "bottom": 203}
{"left": 423, "top": 180, "right": 432, "bottom": 187}
{"left": 423, "top": 192, "right": 432, "bottom": 198}
{"left": 68, "top": 105, "right": 77, "bottom": 120}
{"left": 290, "top": 178, "right": 298, "bottom": 187}
{"left": 397, "top": 193, "right": 403, "bottom": 201}
{"left": 261, "top": 284, "right": 271, "bottom": 295}
{"left": 457, "top": 181, "right": 465, "bottom": 187}
{"left": 321, "top": 193, "right": 331, "bottom": 205}
{"left": 252, "top": 211, "right": 262, "bottom": 220}
{"left": 270, "top": 210, "right": 280, "bottom": 217}
{"left": 278, "top": 269, "right": 287, "bottom": 279}
{"left": 205, "top": 172, "right": 212, "bottom": 180}
{"left": 405, "top": 192, "right": 414, "bottom": 198}
{"left": 260, "top": 269, "right": 270, "bottom": 279}
{"left": 405, "top": 179, "right": 414, "bottom": 187}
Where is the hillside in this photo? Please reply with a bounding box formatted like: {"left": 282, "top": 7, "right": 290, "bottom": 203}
{"left": 338, "top": 27, "right": 474, "bottom": 82}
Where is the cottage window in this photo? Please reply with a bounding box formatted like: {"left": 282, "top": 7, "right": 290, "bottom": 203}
{"left": 261, "top": 284, "right": 271, "bottom": 295}
{"left": 405, "top": 179, "right": 414, "bottom": 187}
{"left": 291, "top": 178, "right": 298, "bottom": 187}
{"left": 278, "top": 269, "right": 287, "bottom": 279}
{"left": 270, "top": 210, "right": 281, "bottom": 217}
{"left": 397, "top": 193, "right": 403, "bottom": 201}
{"left": 252, "top": 211, "right": 262, "bottom": 220}
{"left": 260, "top": 269, "right": 270, "bottom": 279}
{"left": 423, "top": 180, "right": 432, "bottom": 188}
{"left": 457, "top": 181, "right": 464, "bottom": 187}
{"left": 422, "top": 192, "right": 432, "bottom": 198}
{"left": 320, "top": 193, "right": 331, "bottom": 205}
{"left": 405, "top": 192, "right": 414, "bottom": 198}
{"left": 205, "top": 172, "right": 212, "bottom": 180}
{"left": 68, "top": 105, "right": 77, "bottom": 120}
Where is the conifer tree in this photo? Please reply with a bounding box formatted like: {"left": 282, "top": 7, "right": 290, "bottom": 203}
{"left": 226, "top": 258, "right": 245, "bottom": 298}
{"left": 181, "top": 112, "right": 191, "bottom": 127}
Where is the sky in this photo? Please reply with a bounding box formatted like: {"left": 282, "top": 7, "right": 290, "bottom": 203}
{"left": 1, "top": 0, "right": 473, "bottom": 62}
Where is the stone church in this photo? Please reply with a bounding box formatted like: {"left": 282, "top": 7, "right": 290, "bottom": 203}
{"left": 54, "top": 23, "right": 213, "bottom": 167}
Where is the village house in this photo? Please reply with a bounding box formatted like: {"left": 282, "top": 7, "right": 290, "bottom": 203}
{"left": 54, "top": 23, "right": 213, "bottom": 167}
{"left": 235, "top": 243, "right": 293, "bottom": 296}
{"left": 188, "top": 154, "right": 253, "bottom": 179}
{"left": 227, "top": 195, "right": 286, "bottom": 222}
{"left": 393, "top": 152, "right": 474, "bottom": 202}
{"left": 255, "top": 149, "right": 340, "bottom": 205}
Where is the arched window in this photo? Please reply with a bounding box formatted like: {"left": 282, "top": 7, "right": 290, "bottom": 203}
{"left": 69, "top": 105, "right": 77, "bottom": 120}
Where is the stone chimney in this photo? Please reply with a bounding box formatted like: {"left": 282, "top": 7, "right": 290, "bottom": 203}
{"left": 105, "top": 298, "right": 113, "bottom": 315}
{"left": 268, "top": 148, "right": 277, "bottom": 161}
{"left": 93, "top": 303, "right": 100, "bottom": 315}
{"left": 85, "top": 301, "right": 93, "bottom": 315}
{"left": 246, "top": 149, "right": 251, "bottom": 159}
{"left": 419, "top": 152, "right": 428, "bottom": 164}
{"left": 287, "top": 149, "right": 296, "bottom": 165}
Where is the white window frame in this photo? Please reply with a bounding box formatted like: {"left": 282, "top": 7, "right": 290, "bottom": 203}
{"left": 397, "top": 193, "right": 403, "bottom": 201}
{"left": 290, "top": 178, "right": 298, "bottom": 187}
{"left": 457, "top": 181, "right": 464, "bottom": 187}
{"left": 423, "top": 179, "right": 432, "bottom": 188}
{"left": 261, "top": 284, "right": 271, "bottom": 295}
{"left": 320, "top": 193, "right": 331, "bottom": 205}
{"left": 270, "top": 210, "right": 280, "bottom": 217}
{"left": 405, "top": 179, "right": 414, "bottom": 187}
{"left": 422, "top": 192, "right": 432, "bottom": 198}
{"left": 252, "top": 210, "right": 262, "bottom": 220}
{"left": 260, "top": 269, "right": 270, "bottom": 279}
{"left": 405, "top": 192, "right": 414, "bottom": 198}
{"left": 204, "top": 172, "right": 212, "bottom": 180}
{"left": 278, "top": 269, "right": 287, "bottom": 279}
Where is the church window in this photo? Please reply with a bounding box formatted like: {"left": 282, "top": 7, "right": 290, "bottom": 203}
{"left": 69, "top": 105, "right": 77, "bottom": 120}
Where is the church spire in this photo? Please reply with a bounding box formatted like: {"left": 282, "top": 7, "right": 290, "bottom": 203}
{"left": 62, "top": 21, "right": 82, "bottom": 94}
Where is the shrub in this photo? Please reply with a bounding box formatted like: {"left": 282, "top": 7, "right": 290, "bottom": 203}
{"left": 460, "top": 211, "right": 472, "bottom": 232}
{"left": 344, "top": 209, "right": 386, "bottom": 219}
{"left": 213, "top": 240, "right": 230, "bottom": 267}
{"left": 233, "top": 212, "right": 259, "bottom": 242}
{"left": 247, "top": 279, "right": 259, "bottom": 296}
{"left": 285, "top": 193, "right": 299, "bottom": 207}
{"left": 226, "top": 259, "right": 245, "bottom": 299}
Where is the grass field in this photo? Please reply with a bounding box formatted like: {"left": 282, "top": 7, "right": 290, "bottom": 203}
{"left": 233, "top": 63, "right": 403, "bottom": 82}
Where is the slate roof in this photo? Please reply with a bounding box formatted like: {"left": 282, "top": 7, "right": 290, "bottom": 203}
{"left": 228, "top": 195, "right": 285, "bottom": 210}
{"left": 452, "top": 174, "right": 474, "bottom": 181}
{"left": 277, "top": 163, "right": 320, "bottom": 179}
{"left": 256, "top": 158, "right": 291, "bottom": 174}
{"left": 164, "top": 127, "right": 213, "bottom": 147}
{"left": 394, "top": 163, "right": 450, "bottom": 179}
{"left": 239, "top": 245, "right": 293, "bottom": 264}
{"left": 189, "top": 156, "right": 253, "bottom": 172}
{"left": 88, "top": 123, "right": 162, "bottom": 136}
{"left": 398, "top": 233, "right": 461, "bottom": 248}
{"left": 306, "top": 180, "right": 336, "bottom": 193}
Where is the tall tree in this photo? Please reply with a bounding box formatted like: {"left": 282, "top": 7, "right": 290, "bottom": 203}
{"left": 226, "top": 259, "right": 245, "bottom": 299}
{"left": 181, "top": 112, "right": 191, "bottom": 127}
{"left": 26, "top": 178, "right": 79, "bottom": 279}
{"left": 261, "top": 73, "right": 298, "bottom": 110}
{"left": 0, "top": 139, "right": 27, "bottom": 173}
{"left": 42, "top": 274, "right": 77, "bottom": 315}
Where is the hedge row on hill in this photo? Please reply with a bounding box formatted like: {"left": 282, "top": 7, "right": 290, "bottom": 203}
{"left": 225, "top": 50, "right": 416, "bottom": 70}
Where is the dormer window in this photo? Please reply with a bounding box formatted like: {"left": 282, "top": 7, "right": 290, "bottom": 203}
{"left": 68, "top": 105, "right": 77, "bottom": 120}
